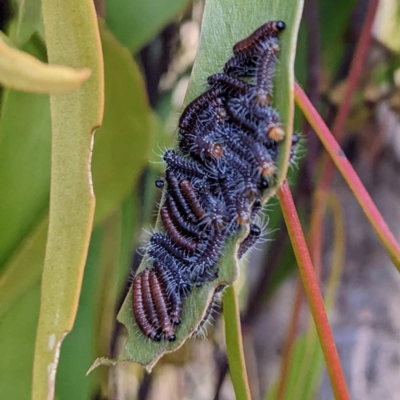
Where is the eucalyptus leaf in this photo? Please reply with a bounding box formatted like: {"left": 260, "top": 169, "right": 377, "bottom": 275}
{"left": 92, "top": 0, "right": 303, "bottom": 370}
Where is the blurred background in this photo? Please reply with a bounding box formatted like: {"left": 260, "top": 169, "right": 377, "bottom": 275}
{"left": 1, "top": 0, "right": 400, "bottom": 399}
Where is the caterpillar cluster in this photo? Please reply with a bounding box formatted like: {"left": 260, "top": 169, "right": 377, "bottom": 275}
{"left": 132, "top": 20, "right": 293, "bottom": 342}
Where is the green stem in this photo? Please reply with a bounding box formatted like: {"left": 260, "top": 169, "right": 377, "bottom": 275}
{"left": 223, "top": 285, "right": 252, "bottom": 400}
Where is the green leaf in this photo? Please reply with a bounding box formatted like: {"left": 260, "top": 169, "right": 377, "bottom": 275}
{"left": 0, "top": 283, "right": 41, "bottom": 400}
{"left": 0, "top": 36, "right": 51, "bottom": 268}
{"left": 92, "top": 22, "right": 151, "bottom": 224}
{"left": 105, "top": 0, "right": 190, "bottom": 52}
{"left": 0, "top": 218, "right": 47, "bottom": 318}
{"left": 92, "top": 0, "right": 303, "bottom": 371}
{"left": 32, "top": 1, "right": 104, "bottom": 399}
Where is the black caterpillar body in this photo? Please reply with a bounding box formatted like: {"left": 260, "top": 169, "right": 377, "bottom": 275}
{"left": 132, "top": 20, "right": 294, "bottom": 341}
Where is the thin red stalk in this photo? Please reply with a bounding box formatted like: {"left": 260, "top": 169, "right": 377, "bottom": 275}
{"left": 275, "top": 191, "right": 330, "bottom": 399}
{"left": 274, "top": 193, "right": 327, "bottom": 399}
{"left": 295, "top": 83, "right": 400, "bottom": 270}
{"left": 278, "top": 181, "right": 350, "bottom": 400}
{"left": 275, "top": 280, "right": 304, "bottom": 400}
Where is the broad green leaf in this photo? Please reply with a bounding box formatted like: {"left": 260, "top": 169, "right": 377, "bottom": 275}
{"left": 0, "top": 36, "right": 51, "bottom": 268}
{"left": 0, "top": 283, "right": 41, "bottom": 400}
{"left": 105, "top": 0, "right": 190, "bottom": 52}
{"left": 0, "top": 38, "right": 50, "bottom": 309}
{"left": 92, "top": 0, "right": 303, "bottom": 370}
{"left": 92, "top": 22, "right": 151, "bottom": 224}
{"left": 32, "top": 1, "right": 104, "bottom": 399}
{"left": 0, "top": 218, "right": 47, "bottom": 318}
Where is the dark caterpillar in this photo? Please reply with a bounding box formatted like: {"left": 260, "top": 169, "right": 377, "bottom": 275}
{"left": 132, "top": 269, "right": 161, "bottom": 341}
{"left": 132, "top": 20, "right": 291, "bottom": 341}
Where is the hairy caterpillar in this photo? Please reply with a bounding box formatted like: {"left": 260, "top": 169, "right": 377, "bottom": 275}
{"left": 132, "top": 20, "right": 291, "bottom": 341}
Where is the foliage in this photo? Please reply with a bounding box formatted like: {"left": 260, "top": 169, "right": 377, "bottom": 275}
{"left": 0, "top": 0, "right": 399, "bottom": 399}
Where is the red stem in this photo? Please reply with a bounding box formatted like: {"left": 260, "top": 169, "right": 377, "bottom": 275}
{"left": 295, "top": 83, "right": 400, "bottom": 269}
{"left": 278, "top": 181, "right": 350, "bottom": 400}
